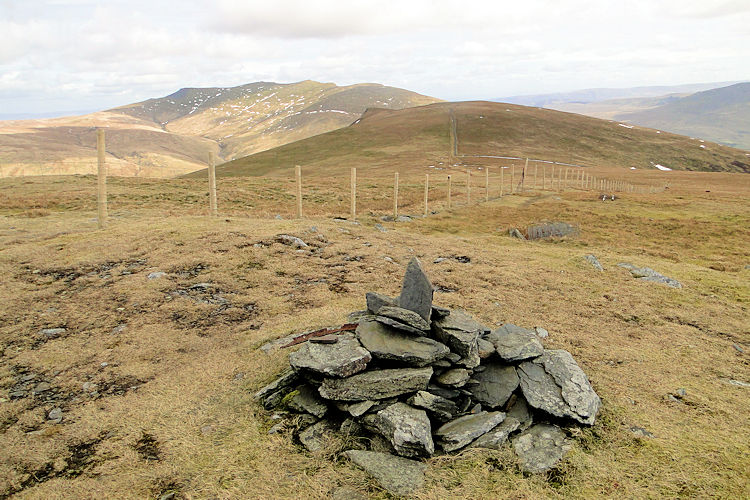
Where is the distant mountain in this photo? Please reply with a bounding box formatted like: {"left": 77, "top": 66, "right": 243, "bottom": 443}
{"left": 0, "top": 81, "right": 441, "bottom": 177}
{"left": 615, "top": 83, "right": 750, "bottom": 151}
{"left": 189, "top": 101, "right": 749, "bottom": 180}
{"left": 497, "top": 81, "right": 742, "bottom": 107}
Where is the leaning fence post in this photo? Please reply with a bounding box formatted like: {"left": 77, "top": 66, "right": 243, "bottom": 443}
{"left": 208, "top": 152, "right": 218, "bottom": 217}
{"left": 424, "top": 173, "right": 429, "bottom": 215}
{"left": 96, "top": 129, "right": 107, "bottom": 229}
{"left": 393, "top": 172, "right": 399, "bottom": 219}
{"left": 295, "top": 165, "right": 302, "bottom": 218}
{"left": 447, "top": 174, "right": 452, "bottom": 209}
{"left": 350, "top": 167, "right": 357, "bottom": 221}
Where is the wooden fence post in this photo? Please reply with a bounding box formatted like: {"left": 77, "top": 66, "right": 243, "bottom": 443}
{"left": 350, "top": 167, "right": 357, "bottom": 221}
{"left": 393, "top": 172, "right": 399, "bottom": 218}
{"left": 295, "top": 165, "right": 302, "bottom": 218}
{"left": 542, "top": 165, "right": 546, "bottom": 190}
{"left": 523, "top": 158, "right": 529, "bottom": 192}
{"left": 485, "top": 167, "right": 489, "bottom": 202}
{"left": 534, "top": 162, "right": 538, "bottom": 189}
{"left": 208, "top": 151, "right": 218, "bottom": 217}
{"left": 424, "top": 173, "right": 429, "bottom": 215}
{"left": 447, "top": 175, "right": 452, "bottom": 209}
{"left": 467, "top": 169, "right": 471, "bottom": 204}
{"left": 96, "top": 129, "right": 107, "bottom": 229}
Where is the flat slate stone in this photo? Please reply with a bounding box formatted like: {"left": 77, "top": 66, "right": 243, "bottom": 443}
{"left": 618, "top": 263, "right": 682, "bottom": 288}
{"left": 286, "top": 385, "right": 328, "bottom": 418}
{"left": 584, "top": 254, "right": 604, "bottom": 271}
{"left": 512, "top": 423, "right": 572, "bottom": 473}
{"left": 435, "top": 411, "right": 506, "bottom": 452}
{"left": 357, "top": 319, "right": 449, "bottom": 367}
{"left": 318, "top": 367, "right": 433, "bottom": 401}
{"left": 434, "top": 368, "right": 471, "bottom": 388}
{"left": 345, "top": 400, "right": 376, "bottom": 417}
{"left": 375, "top": 402, "right": 434, "bottom": 457}
{"left": 434, "top": 328, "right": 480, "bottom": 368}
{"left": 470, "top": 416, "right": 520, "bottom": 450}
{"left": 289, "top": 334, "right": 371, "bottom": 378}
{"left": 468, "top": 363, "right": 519, "bottom": 409}
{"left": 433, "top": 309, "right": 489, "bottom": 334}
{"left": 408, "top": 390, "right": 459, "bottom": 422}
{"left": 487, "top": 324, "right": 544, "bottom": 362}
{"left": 398, "top": 257, "right": 434, "bottom": 322}
{"left": 254, "top": 369, "right": 300, "bottom": 406}
{"left": 517, "top": 349, "right": 601, "bottom": 425}
{"left": 374, "top": 315, "right": 428, "bottom": 336}
{"left": 343, "top": 450, "right": 426, "bottom": 497}
{"left": 477, "top": 338, "right": 495, "bottom": 359}
{"left": 366, "top": 292, "right": 396, "bottom": 315}
{"left": 376, "top": 305, "right": 431, "bottom": 331}
{"left": 432, "top": 305, "right": 451, "bottom": 318}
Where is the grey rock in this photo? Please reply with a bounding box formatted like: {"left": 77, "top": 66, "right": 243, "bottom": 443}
{"left": 331, "top": 486, "right": 369, "bottom": 500}
{"left": 487, "top": 324, "right": 544, "bottom": 362}
{"left": 664, "top": 394, "right": 682, "bottom": 403}
{"left": 445, "top": 352, "right": 462, "bottom": 364}
{"left": 723, "top": 378, "right": 750, "bottom": 388}
{"left": 435, "top": 411, "right": 506, "bottom": 452}
{"left": 395, "top": 215, "right": 412, "bottom": 222}
{"left": 468, "top": 363, "right": 519, "bottom": 409}
{"left": 408, "top": 391, "right": 459, "bottom": 422}
{"left": 40, "top": 328, "right": 66, "bottom": 339}
{"left": 512, "top": 423, "right": 572, "bottom": 473}
{"left": 274, "top": 214, "right": 283, "bottom": 220}
{"left": 509, "top": 228, "right": 526, "bottom": 240}
{"left": 517, "top": 350, "right": 601, "bottom": 425}
{"left": 343, "top": 450, "right": 426, "bottom": 497}
{"left": 111, "top": 324, "right": 127, "bottom": 334}
{"left": 357, "top": 319, "right": 449, "bottom": 367}
{"left": 47, "top": 407, "right": 63, "bottom": 422}
{"left": 318, "top": 367, "right": 433, "bottom": 401}
{"left": 434, "top": 329, "right": 480, "bottom": 369}
{"left": 534, "top": 327, "right": 549, "bottom": 339}
{"left": 309, "top": 334, "right": 338, "bottom": 344}
{"left": 426, "top": 384, "right": 460, "bottom": 400}
{"left": 477, "top": 338, "right": 495, "bottom": 359}
{"left": 732, "top": 344, "right": 744, "bottom": 354}
{"left": 397, "top": 257, "right": 433, "bottom": 322}
{"left": 584, "top": 254, "right": 604, "bottom": 271}
{"left": 374, "top": 316, "right": 428, "bottom": 336}
{"left": 366, "top": 291, "right": 397, "bottom": 315}
{"left": 375, "top": 403, "right": 434, "bottom": 457}
{"left": 435, "top": 368, "right": 471, "bottom": 388}
{"left": 618, "top": 263, "right": 682, "bottom": 288}
{"left": 147, "top": 271, "right": 167, "bottom": 279}
{"left": 434, "top": 309, "right": 489, "bottom": 334}
{"left": 286, "top": 385, "right": 328, "bottom": 418}
{"left": 374, "top": 223, "right": 388, "bottom": 232}
{"left": 298, "top": 420, "right": 336, "bottom": 452}
{"left": 376, "top": 306, "right": 431, "bottom": 331}
{"left": 470, "top": 416, "right": 520, "bottom": 449}
{"left": 506, "top": 396, "right": 533, "bottom": 431}
{"left": 33, "top": 382, "right": 52, "bottom": 394}
{"left": 432, "top": 305, "right": 451, "bottom": 318}
{"left": 289, "top": 334, "right": 371, "bottom": 378}
{"left": 267, "top": 422, "right": 286, "bottom": 435}
{"left": 347, "top": 311, "right": 375, "bottom": 324}
{"left": 345, "top": 400, "right": 377, "bottom": 417}
{"left": 276, "top": 234, "right": 308, "bottom": 248}
{"left": 432, "top": 359, "right": 452, "bottom": 368}
{"left": 254, "top": 369, "right": 300, "bottom": 405}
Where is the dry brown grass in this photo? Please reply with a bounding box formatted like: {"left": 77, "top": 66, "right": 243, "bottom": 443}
{"left": 0, "top": 170, "right": 748, "bottom": 499}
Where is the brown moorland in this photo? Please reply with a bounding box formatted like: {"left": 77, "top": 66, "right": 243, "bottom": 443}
{"left": 0, "top": 168, "right": 748, "bottom": 499}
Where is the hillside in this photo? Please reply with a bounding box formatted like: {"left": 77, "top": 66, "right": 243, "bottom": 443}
{"left": 194, "top": 101, "right": 750, "bottom": 179}
{"left": 615, "top": 83, "right": 750, "bottom": 151}
{"left": 0, "top": 81, "right": 440, "bottom": 178}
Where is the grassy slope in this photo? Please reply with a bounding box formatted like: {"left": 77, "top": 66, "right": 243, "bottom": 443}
{"left": 616, "top": 83, "right": 750, "bottom": 151}
{"left": 0, "top": 172, "right": 748, "bottom": 498}
{"left": 194, "top": 101, "right": 750, "bottom": 179}
{"left": 0, "top": 81, "right": 441, "bottom": 178}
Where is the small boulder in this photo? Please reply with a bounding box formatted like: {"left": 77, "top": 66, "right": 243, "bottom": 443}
{"left": 512, "top": 423, "right": 571, "bottom": 473}
{"left": 375, "top": 403, "right": 434, "bottom": 457}
{"left": 343, "top": 450, "right": 426, "bottom": 497}
{"left": 298, "top": 420, "right": 336, "bottom": 452}
{"left": 435, "top": 368, "right": 471, "bottom": 388}
{"left": 40, "top": 328, "right": 66, "bottom": 339}
{"left": 468, "top": 362, "right": 519, "bottom": 409}
{"left": 487, "top": 324, "right": 544, "bottom": 362}
{"left": 276, "top": 234, "right": 308, "bottom": 248}
{"left": 584, "top": 254, "right": 603, "bottom": 271}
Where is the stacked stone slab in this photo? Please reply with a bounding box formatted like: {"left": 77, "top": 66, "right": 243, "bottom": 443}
{"left": 255, "top": 257, "right": 601, "bottom": 495}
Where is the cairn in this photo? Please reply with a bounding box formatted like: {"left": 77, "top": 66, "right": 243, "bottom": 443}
{"left": 255, "top": 257, "right": 601, "bottom": 495}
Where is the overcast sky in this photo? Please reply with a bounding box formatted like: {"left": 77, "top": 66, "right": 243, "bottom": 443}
{"left": 2, "top": 0, "right": 749, "bottom": 117}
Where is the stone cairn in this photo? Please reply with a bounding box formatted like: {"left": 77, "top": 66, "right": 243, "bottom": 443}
{"left": 255, "top": 257, "right": 601, "bottom": 496}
